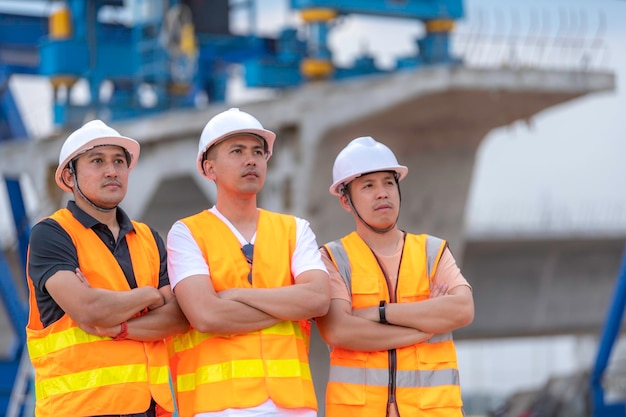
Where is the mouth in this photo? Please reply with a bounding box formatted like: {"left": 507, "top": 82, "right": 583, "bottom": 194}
{"left": 242, "top": 169, "right": 259, "bottom": 178}
{"left": 374, "top": 204, "right": 393, "bottom": 211}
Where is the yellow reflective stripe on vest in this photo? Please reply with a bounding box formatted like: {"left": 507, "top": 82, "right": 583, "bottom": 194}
{"left": 177, "top": 359, "right": 312, "bottom": 392}
{"left": 35, "top": 363, "right": 148, "bottom": 400}
{"left": 174, "top": 321, "right": 304, "bottom": 353}
{"left": 149, "top": 365, "right": 171, "bottom": 385}
{"left": 27, "top": 327, "right": 107, "bottom": 359}
{"left": 329, "top": 366, "right": 459, "bottom": 387}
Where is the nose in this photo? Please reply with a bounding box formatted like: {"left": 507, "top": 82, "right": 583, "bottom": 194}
{"left": 103, "top": 161, "right": 119, "bottom": 176}
{"left": 245, "top": 151, "right": 257, "bottom": 166}
{"left": 375, "top": 184, "right": 389, "bottom": 199}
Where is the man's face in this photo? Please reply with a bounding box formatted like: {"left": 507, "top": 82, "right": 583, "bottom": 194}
{"left": 342, "top": 171, "right": 400, "bottom": 230}
{"left": 63, "top": 145, "right": 129, "bottom": 208}
{"left": 204, "top": 134, "right": 268, "bottom": 195}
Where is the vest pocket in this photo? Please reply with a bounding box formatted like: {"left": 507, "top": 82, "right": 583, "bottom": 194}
{"left": 416, "top": 341, "right": 462, "bottom": 409}
{"left": 327, "top": 354, "right": 367, "bottom": 405}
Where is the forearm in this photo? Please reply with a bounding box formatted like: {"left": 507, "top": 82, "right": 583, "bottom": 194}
{"left": 126, "top": 298, "right": 190, "bottom": 341}
{"left": 220, "top": 285, "right": 328, "bottom": 321}
{"left": 319, "top": 315, "right": 431, "bottom": 351}
{"left": 81, "top": 286, "right": 163, "bottom": 327}
{"left": 192, "top": 297, "right": 281, "bottom": 334}
{"left": 385, "top": 293, "right": 474, "bottom": 333}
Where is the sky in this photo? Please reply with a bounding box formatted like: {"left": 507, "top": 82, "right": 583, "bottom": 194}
{"left": 1, "top": 0, "right": 625, "bottom": 406}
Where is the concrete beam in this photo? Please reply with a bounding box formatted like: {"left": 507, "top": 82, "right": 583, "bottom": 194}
{"left": 457, "top": 237, "right": 626, "bottom": 339}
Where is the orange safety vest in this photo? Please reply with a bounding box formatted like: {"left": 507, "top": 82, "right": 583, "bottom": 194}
{"left": 323, "top": 232, "right": 464, "bottom": 417}
{"left": 26, "top": 208, "right": 174, "bottom": 417}
{"left": 172, "top": 209, "right": 316, "bottom": 417}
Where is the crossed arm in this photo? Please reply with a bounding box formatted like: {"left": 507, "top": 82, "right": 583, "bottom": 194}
{"left": 317, "top": 298, "right": 433, "bottom": 351}
{"left": 352, "top": 284, "right": 474, "bottom": 334}
{"left": 173, "top": 269, "right": 330, "bottom": 335}
{"left": 316, "top": 246, "right": 474, "bottom": 351}
{"left": 46, "top": 269, "right": 189, "bottom": 341}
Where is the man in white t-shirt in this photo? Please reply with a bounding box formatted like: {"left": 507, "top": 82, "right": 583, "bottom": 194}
{"left": 317, "top": 136, "right": 474, "bottom": 417}
{"left": 166, "top": 108, "right": 330, "bottom": 417}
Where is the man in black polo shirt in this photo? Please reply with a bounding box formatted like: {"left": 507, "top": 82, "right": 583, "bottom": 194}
{"left": 26, "top": 120, "right": 188, "bottom": 417}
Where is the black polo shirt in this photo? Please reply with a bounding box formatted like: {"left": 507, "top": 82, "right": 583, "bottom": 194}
{"left": 27, "top": 200, "right": 169, "bottom": 327}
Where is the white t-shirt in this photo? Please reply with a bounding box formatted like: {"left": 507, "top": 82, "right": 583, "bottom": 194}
{"left": 166, "top": 207, "right": 325, "bottom": 417}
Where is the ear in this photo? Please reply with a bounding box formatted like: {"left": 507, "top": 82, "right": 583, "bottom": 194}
{"left": 60, "top": 167, "right": 76, "bottom": 190}
{"left": 339, "top": 194, "right": 352, "bottom": 213}
{"left": 203, "top": 159, "right": 217, "bottom": 181}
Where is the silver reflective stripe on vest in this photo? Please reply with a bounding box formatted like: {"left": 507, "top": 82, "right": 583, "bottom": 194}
{"left": 425, "top": 235, "right": 445, "bottom": 279}
{"left": 424, "top": 236, "right": 454, "bottom": 345}
{"left": 429, "top": 332, "right": 453, "bottom": 343}
{"left": 326, "top": 240, "right": 352, "bottom": 297}
{"left": 329, "top": 366, "right": 460, "bottom": 387}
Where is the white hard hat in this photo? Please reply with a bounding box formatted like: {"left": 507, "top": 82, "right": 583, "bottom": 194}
{"left": 330, "top": 136, "right": 408, "bottom": 196}
{"left": 196, "top": 108, "right": 276, "bottom": 176}
{"left": 55, "top": 120, "right": 140, "bottom": 193}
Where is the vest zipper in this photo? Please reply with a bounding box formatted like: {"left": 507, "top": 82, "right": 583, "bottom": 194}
{"left": 388, "top": 348, "right": 397, "bottom": 405}
{"left": 372, "top": 249, "right": 400, "bottom": 414}
{"left": 371, "top": 233, "right": 406, "bottom": 416}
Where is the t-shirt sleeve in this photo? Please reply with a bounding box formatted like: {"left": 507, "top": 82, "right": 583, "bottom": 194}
{"left": 291, "top": 217, "right": 328, "bottom": 279}
{"left": 166, "top": 220, "right": 210, "bottom": 290}
{"left": 27, "top": 219, "right": 79, "bottom": 293}
{"left": 320, "top": 246, "right": 350, "bottom": 303}
{"left": 432, "top": 247, "right": 472, "bottom": 292}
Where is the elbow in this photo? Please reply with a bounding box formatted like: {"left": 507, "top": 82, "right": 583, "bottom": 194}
{"left": 318, "top": 326, "right": 343, "bottom": 347}
{"left": 308, "top": 293, "right": 330, "bottom": 319}
{"left": 174, "top": 319, "right": 191, "bottom": 335}
{"left": 318, "top": 322, "right": 352, "bottom": 348}
{"left": 74, "top": 302, "right": 117, "bottom": 327}
{"left": 457, "top": 304, "right": 475, "bottom": 328}
{"left": 189, "top": 315, "right": 224, "bottom": 334}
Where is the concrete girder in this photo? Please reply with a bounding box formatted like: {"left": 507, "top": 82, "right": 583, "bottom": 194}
{"left": 1, "top": 67, "right": 613, "bottom": 252}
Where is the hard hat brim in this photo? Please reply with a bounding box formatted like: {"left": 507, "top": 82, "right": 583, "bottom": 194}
{"left": 196, "top": 128, "right": 276, "bottom": 177}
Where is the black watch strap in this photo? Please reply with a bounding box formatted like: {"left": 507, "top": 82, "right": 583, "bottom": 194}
{"left": 379, "top": 300, "right": 388, "bottom": 324}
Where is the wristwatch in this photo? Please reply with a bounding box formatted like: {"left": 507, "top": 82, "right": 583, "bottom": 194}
{"left": 379, "top": 300, "right": 389, "bottom": 325}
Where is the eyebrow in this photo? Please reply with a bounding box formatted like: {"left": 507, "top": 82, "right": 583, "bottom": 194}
{"left": 227, "top": 142, "right": 264, "bottom": 151}
{"left": 84, "top": 149, "right": 126, "bottom": 158}
{"left": 359, "top": 174, "right": 395, "bottom": 183}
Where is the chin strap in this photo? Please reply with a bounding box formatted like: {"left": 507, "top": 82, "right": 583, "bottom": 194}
{"left": 341, "top": 174, "right": 402, "bottom": 235}
{"left": 69, "top": 160, "right": 117, "bottom": 213}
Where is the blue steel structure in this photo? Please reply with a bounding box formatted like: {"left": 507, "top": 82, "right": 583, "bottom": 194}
{"left": 591, "top": 249, "right": 626, "bottom": 417}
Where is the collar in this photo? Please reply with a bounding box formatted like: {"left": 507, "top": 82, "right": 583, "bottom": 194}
{"left": 67, "top": 200, "right": 135, "bottom": 233}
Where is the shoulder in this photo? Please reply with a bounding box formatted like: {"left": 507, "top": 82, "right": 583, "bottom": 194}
{"left": 405, "top": 233, "right": 447, "bottom": 249}
{"left": 30, "top": 217, "right": 71, "bottom": 248}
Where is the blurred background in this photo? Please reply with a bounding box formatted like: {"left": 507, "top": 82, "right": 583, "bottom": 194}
{"left": 0, "top": 0, "right": 624, "bottom": 416}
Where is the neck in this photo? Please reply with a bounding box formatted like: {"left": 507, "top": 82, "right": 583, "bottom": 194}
{"left": 74, "top": 196, "right": 119, "bottom": 229}
{"left": 357, "top": 226, "right": 403, "bottom": 256}
{"left": 215, "top": 194, "right": 259, "bottom": 241}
